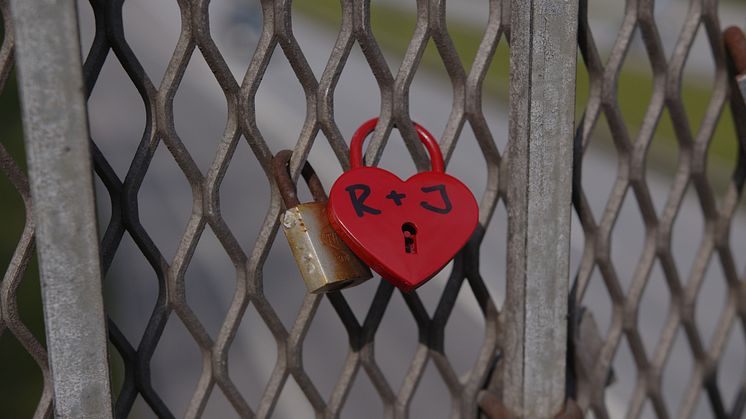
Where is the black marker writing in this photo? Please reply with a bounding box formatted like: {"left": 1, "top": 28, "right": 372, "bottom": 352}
{"left": 420, "top": 184, "right": 452, "bottom": 214}
{"left": 385, "top": 190, "right": 407, "bottom": 206}
{"left": 345, "top": 184, "right": 381, "bottom": 217}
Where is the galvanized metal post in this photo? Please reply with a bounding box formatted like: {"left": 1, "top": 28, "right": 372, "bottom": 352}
{"left": 503, "top": 0, "right": 578, "bottom": 417}
{"left": 10, "top": 1, "right": 113, "bottom": 418}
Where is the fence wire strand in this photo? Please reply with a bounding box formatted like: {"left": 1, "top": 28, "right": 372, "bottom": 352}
{"left": 1, "top": 0, "right": 745, "bottom": 418}
{"left": 0, "top": 0, "right": 53, "bottom": 417}
{"left": 79, "top": 0, "right": 506, "bottom": 417}
{"left": 573, "top": 0, "right": 746, "bottom": 418}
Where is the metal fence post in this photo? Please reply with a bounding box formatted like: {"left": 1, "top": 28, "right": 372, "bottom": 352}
{"left": 503, "top": 0, "right": 579, "bottom": 417}
{"left": 9, "top": 1, "right": 113, "bottom": 418}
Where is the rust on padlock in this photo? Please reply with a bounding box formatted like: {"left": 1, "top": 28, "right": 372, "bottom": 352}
{"left": 273, "top": 150, "right": 371, "bottom": 294}
{"left": 724, "top": 26, "right": 746, "bottom": 76}
{"left": 724, "top": 26, "right": 746, "bottom": 104}
{"left": 478, "top": 391, "right": 583, "bottom": 419}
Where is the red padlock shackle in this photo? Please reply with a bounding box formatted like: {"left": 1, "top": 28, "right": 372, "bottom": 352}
{"left": 350, "top": 118, "right": 445, "bottom": 173}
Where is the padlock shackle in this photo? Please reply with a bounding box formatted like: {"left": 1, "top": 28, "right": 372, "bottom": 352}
{"left": 725, "top": 26, "right": 746, "bottom": 76}
{"left": 349, "top": 118, "right": 445, "bottom": 173}
{"left": 272, "top": 150, "right": 328, "bottom": 208}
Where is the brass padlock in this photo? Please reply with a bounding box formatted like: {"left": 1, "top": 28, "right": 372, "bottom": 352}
{"left": 272, "top": 150, "right": 372, "bottom": 293}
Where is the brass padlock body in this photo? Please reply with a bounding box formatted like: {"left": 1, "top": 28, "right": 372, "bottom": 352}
{"left": 281, "top": 202, "right": 371, "bottom": 293}
{"left": 273, "top": 150, "right": 371, "bottom": 294}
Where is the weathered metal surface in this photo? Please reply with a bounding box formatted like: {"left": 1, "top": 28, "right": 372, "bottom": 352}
{"left": 1, "top": 0, "right": 744, "bottom": 417}
{"left": 274, "top": 149, "right": 372, "bottom": 293}
{"left": 501, "top": 0, "right": 579, "bottom": 416}
{"left": 573, "top": 0, "right": 746, "bottom": 418}
{"left": 724, "top": 27, "right": 746, "bottom": 75}
{"left": 9, "top": 0, "right": 113, "bottom": 417}
{"left": 281, "top": 203, "right": 372, "bottom": 293}
{"left": 55, "top": 0, "right": 507, "bottom": 417}
{"left": 0, "top": 1, "right": 54, "bottom": 417}
{"left": 724, "top": 26, "right": 746, "bottom": 102}
{"left": 478, "top": 393, "right": 583, "bottom": 419}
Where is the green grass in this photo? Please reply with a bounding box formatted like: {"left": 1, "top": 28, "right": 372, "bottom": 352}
{"left": 295, "top": 0, "right": 740, "bottom": 175}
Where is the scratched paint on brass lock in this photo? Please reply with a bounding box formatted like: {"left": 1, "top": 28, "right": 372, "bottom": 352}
{"left": 327, "top": 118, "right": 478, "bottom": 292}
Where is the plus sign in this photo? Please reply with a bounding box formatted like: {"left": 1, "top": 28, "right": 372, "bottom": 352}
{"left": 385, "top": 190, "right": 407, "bottom": 206}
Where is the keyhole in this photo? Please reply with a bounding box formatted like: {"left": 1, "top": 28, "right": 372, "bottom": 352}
{"left": 402, "top": 223, "right": 417, "bottom": 254}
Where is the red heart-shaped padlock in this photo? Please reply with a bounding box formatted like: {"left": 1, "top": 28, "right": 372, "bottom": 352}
{"left": 327, "top": 118, "right": 478, "bottom": 292}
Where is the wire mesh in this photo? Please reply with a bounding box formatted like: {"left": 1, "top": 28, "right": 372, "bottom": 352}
{"left": 77, "top": 0, "right": 506, "bottom": 417}
{"left": 572, "top": 0, "right": 746, "bottom": 418}
{"left": 1, "top": 0, "right": 745, "bottom": 418}
{"left": 0, "top": 0, "right": 54, "bottom": 417}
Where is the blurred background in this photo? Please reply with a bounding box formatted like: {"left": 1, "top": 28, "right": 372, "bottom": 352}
{"left": 1, "top": 0, "right": 745, "bottom": 417}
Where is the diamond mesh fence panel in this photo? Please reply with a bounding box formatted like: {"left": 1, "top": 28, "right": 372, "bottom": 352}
{"left": 0, "top": 0, "right": 54, "bottom": 417}
{"left": 572, "top": 0, "right": 746, "bottom": 418}
{"left": 77, "top": 0, "right": 505, "bottom": 417}
{"left": 0, "top": 0, "right": 744, "bottom": 418}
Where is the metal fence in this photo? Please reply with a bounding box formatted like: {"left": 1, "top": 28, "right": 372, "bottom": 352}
{"left": 0, "top": 0, "right": 744, "bottom": 418}
{"left": 573, "top": 0, "right": 746, "bottom": 418}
